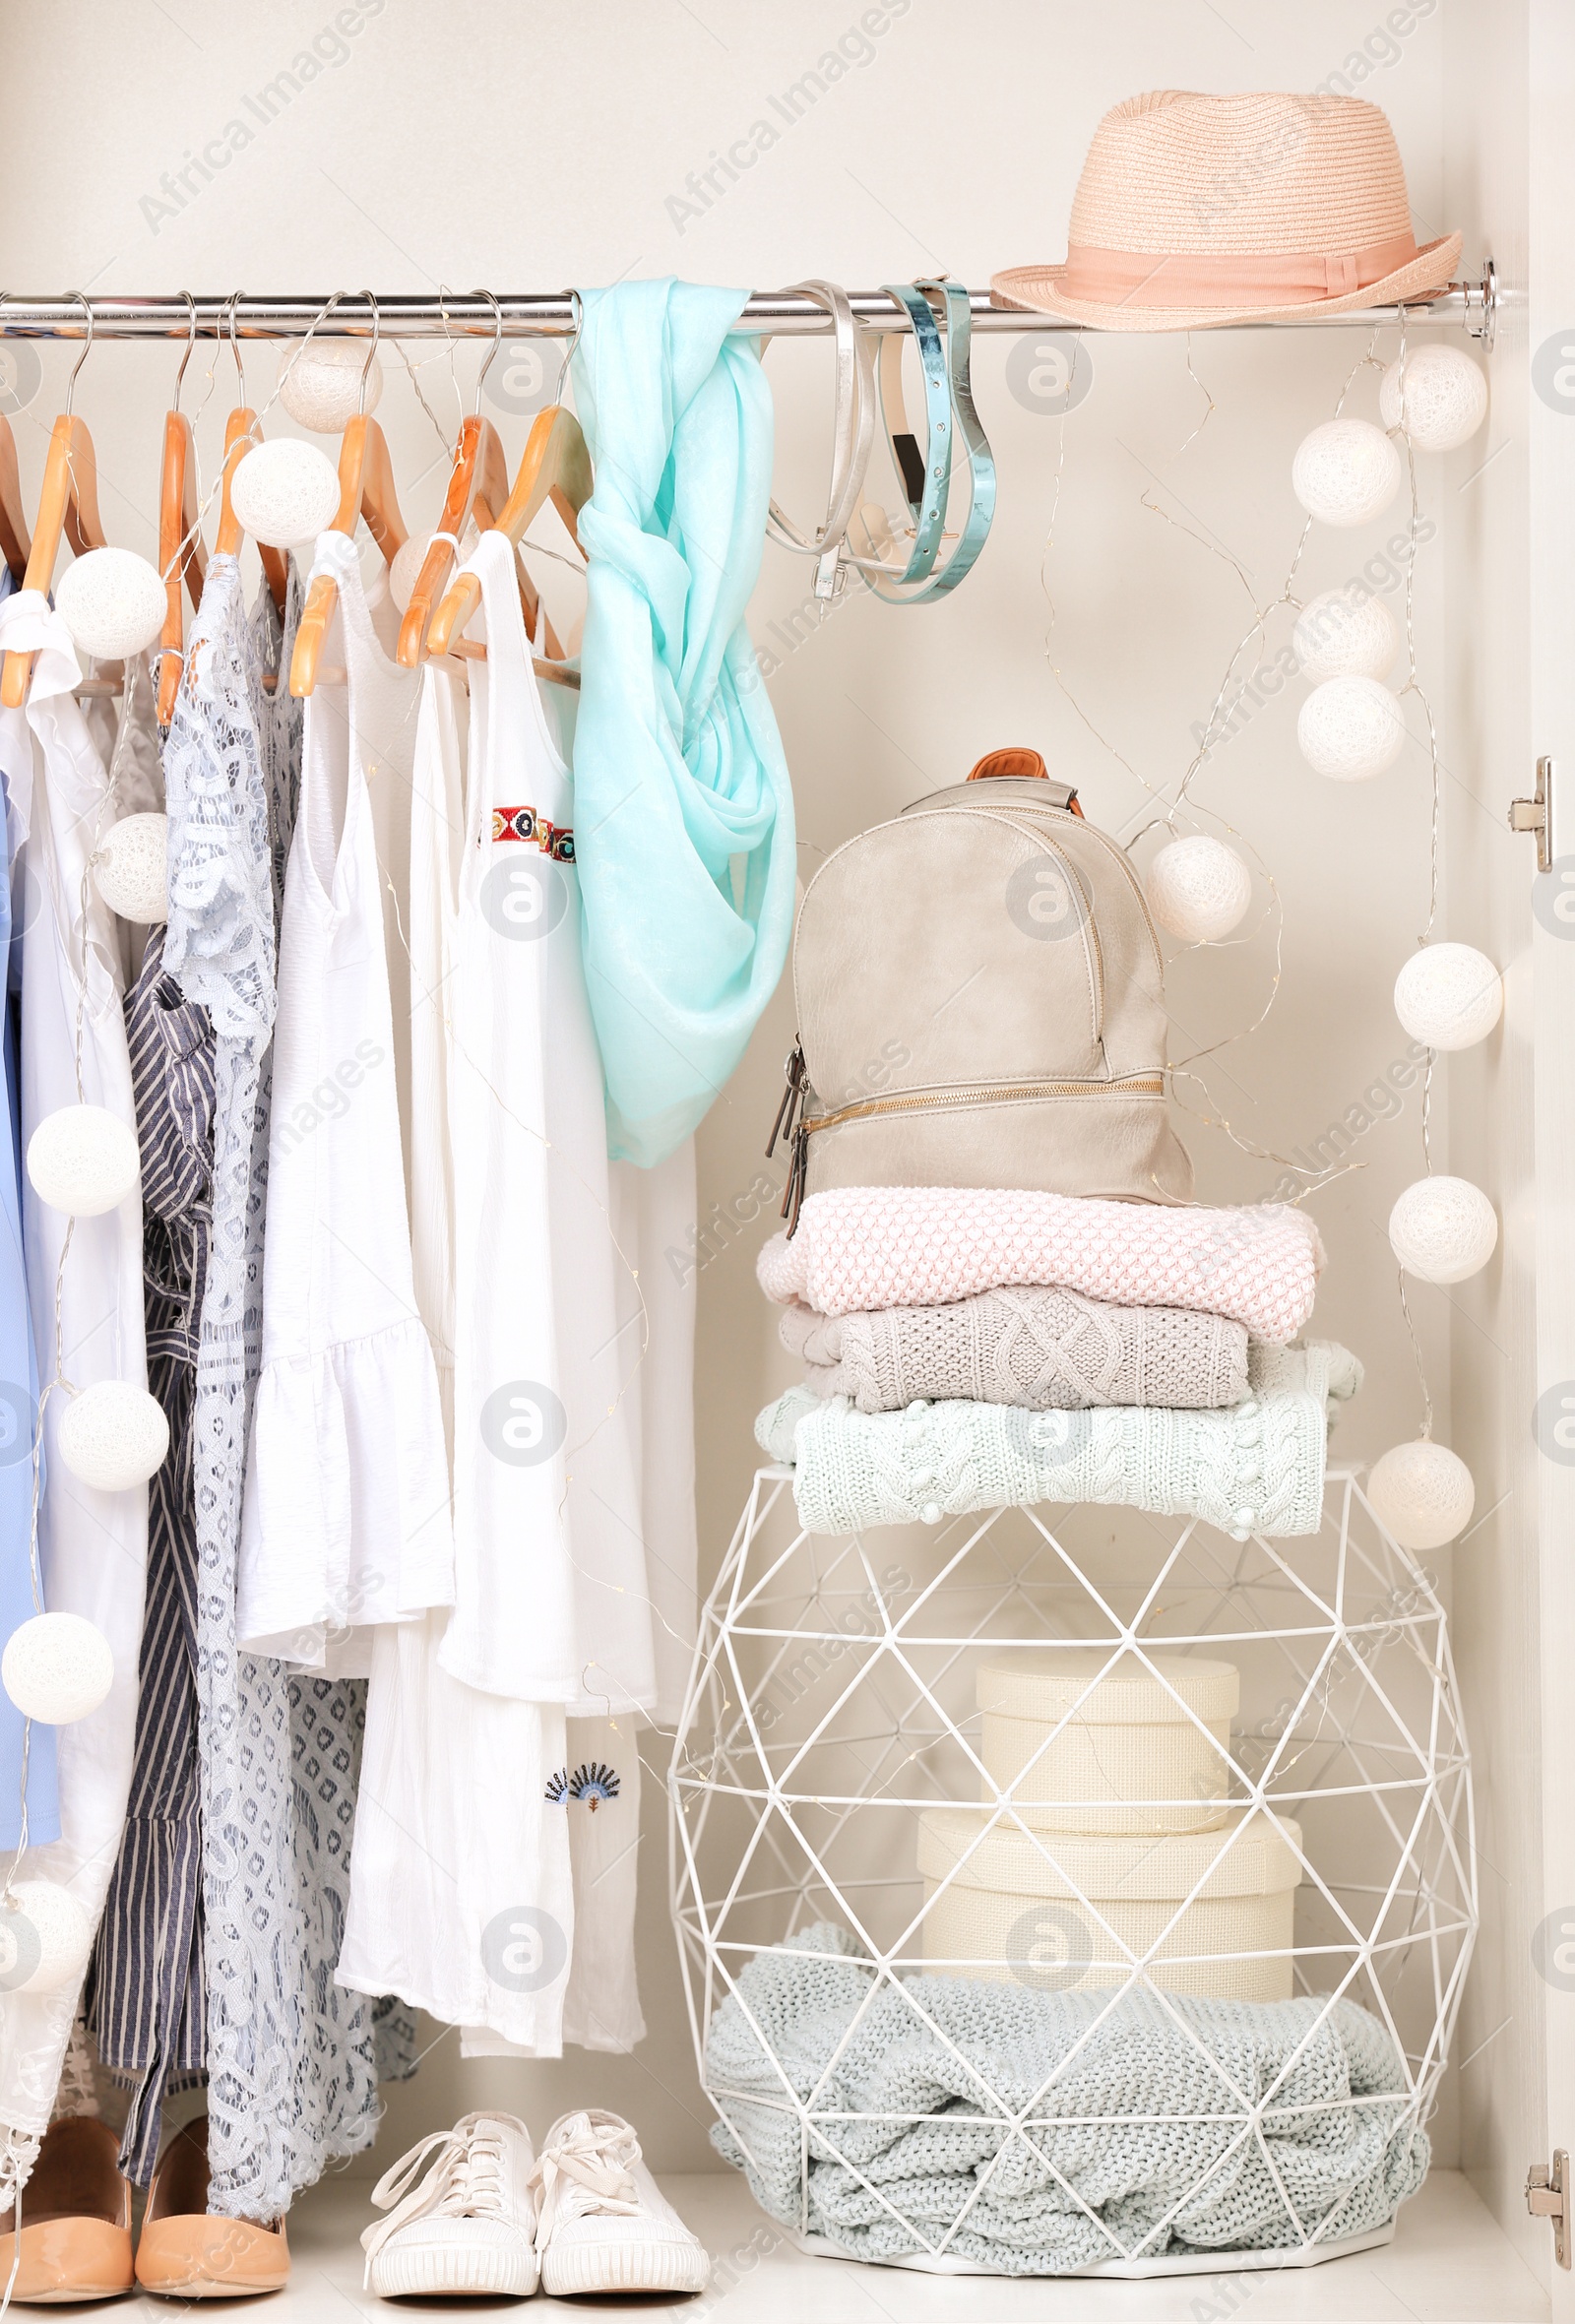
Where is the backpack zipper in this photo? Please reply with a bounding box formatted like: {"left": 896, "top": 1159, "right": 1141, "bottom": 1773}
{"left": 807, "top": 1071, "right": 1165, "bottom": 1134}
{"left": 775, "top": 1069, "right": 1166, "bottom": 1236}
{"left": 766, "top": 1039, "right": 807, "bottom": 1161}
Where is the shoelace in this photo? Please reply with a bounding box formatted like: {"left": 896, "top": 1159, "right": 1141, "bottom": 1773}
{"left": 360, "top": 2115, "right": 522, "bottom": 2286}
{"left": 526, "top": 2116, "right": 643, "bottom": 2255}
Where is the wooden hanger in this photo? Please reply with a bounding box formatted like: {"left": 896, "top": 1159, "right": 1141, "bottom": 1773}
{"left": 155, "top": 308, "right": 209, "bottom": 723}
{"left": 215, "top": 409, "right": 289, "bottom": 613}
{"left": 288, "top": 408, "right": 409, "bottom": 697}
{"left": 0, "top": 417, "right": 30, "bottom": 585}
{"left": 396, "top": 413, "right": 563, "bottom": 668}
{"left": 1, "top": 417, "right": 106, "bottom": 708}
{"left": 156, "top": 411, "right": 208, "bottom": 722}
{"left": 0, "top": 297, "right": 33, "bottom": 584}
{"left": 424, "top": 403, "right": 590, "bottom": 686}
{"left": 397, "top": 299, "right": 561, "bottom": 669}
{"left": 214, "top": 295, "right": 288, "bottom": 621}
{"left": 2, "top": 300, "right": 109, "bottom": 709}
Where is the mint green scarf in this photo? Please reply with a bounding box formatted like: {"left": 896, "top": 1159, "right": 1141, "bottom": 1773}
{"left": 572, "top": 279, "right": 795, "bottom": 1165}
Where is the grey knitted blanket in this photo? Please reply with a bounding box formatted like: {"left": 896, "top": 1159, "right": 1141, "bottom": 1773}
{"left": 781, "top": 1284, "right": 1251, "bottom": 1413}
{"left": 707, "top": 1926, "right": 1427, "bottom": 2273}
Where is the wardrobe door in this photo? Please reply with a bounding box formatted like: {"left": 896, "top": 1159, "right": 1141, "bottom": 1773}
{"left": 1447, "top": 0, "right": 1575, "bottom": 2300}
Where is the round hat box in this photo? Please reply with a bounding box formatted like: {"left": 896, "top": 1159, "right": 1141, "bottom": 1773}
{"left": 916, "top": 1803, "right": 1302, "bottom": 2002}
{"left": 977, "top": 1646, "right": 1240, "bottom": 1835}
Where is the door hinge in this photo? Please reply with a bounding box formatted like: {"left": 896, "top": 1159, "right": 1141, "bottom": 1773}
{"left": 1509, "top": 755, "right": 1554, "bottom": 874}
{"left": 1527, "top": 2150, "right": 1571, "bottom": 2268}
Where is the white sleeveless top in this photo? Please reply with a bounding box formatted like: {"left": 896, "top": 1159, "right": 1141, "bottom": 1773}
{"left": 237, "top": 532, "right": 453, "bottom": 1668}
{"left": 439, "top": 530, "right": 654, "bottom": 1713}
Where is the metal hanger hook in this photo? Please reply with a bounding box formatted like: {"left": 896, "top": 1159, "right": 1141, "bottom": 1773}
{"left": 357, "top": 289, "right": 379, "bottom": 415}
{"left": 62, "top": 292, "right": 94, "bottom": 419}
{"left": 173, "top": 290, "right": 198, "bottom": 413}
{"left": 472, "top": 288, "right": 504, "bottom": 414}
{"left": 225, "top": 290, "right": 246, "bottom": 402}
{"left": 551, "top": 288, "right": 583, "bottom": 406}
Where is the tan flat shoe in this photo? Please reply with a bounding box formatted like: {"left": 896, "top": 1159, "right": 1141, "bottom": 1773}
{"left": 135, "top": 2119, "right": 288, "bottom": 2300}
{"left": 0, "top": 2115, "right": 134, "bottom": 2303}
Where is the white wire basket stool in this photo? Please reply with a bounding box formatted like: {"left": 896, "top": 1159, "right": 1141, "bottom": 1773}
{"left": 667, "top": 1465, "right": 1478, "bottom": 2280}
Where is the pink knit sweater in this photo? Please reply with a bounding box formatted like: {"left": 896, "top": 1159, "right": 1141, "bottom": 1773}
{"left": 757, "top": 1187, "right": 1324, "bottom": 1345}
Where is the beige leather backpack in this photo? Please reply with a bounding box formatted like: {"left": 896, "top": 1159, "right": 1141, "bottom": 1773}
{"left": 770, "top": 748, "right": 1193, "bottom": 1227}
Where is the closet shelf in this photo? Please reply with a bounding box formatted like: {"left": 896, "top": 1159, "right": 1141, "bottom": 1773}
{"left": 0, "top": 272, "right": 1498, "bottom": 341}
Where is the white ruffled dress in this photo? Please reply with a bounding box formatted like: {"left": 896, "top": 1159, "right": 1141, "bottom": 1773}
{"left": 237, "top": 534, "right": 453, "bottom": 1669}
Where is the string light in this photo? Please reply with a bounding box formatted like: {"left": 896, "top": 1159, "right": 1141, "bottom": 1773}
{"left": 1145, "top": 836, "right": 1252, "bottom": 944}
{"left": 1291, "top": 417, "right": 1402, "bottom": 526}
{"left": 55, "top": 550, "right": 166, "bottom": 661}
{"left": 1, "top": 1615, "right": 113, "bottom": 1727}
{"left": 278, "top": 336, "right": 384, "bottom": 432}
{"left": 1296, "top": 673, "right": 1406, "bottom": 780}
{"left": 91, "top": 810, "right": 168, "bottom": 925}
{"left": 1378, "top": 345, "right": 1488, "bottom": 452}
{"left": 1394, "top": 941, "right": 1502, "bottom": 1049}
{"left": 229, "top": 438, "right": 341, "bottom": 548}
{"left": 1040, "top": 320, "right": 1471, "bottom": 1506}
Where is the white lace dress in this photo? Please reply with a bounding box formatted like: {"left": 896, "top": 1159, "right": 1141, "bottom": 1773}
{"left": 165, "top": 554, "right": 402, "bottom": 2222}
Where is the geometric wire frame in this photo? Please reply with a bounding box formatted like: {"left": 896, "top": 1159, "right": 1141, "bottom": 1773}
{"left": 668, "top": 1464, "right": 1478, "bottom": 2279}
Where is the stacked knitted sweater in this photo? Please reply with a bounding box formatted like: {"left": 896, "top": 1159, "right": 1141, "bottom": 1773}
{"left": 755, "top": 1187, "right": 1355, "bottom": 1537}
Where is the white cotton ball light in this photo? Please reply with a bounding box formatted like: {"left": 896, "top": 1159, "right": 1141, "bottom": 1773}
{"left": 2, "top": 1613, "right": 113, "bottom": 1726}
{"left": 1145, "top": 836, "right": 1253, "bottom": 944}
{"left": 1297, "top": 675, "right": 1406, "bottom": 780}
{"left": 1389, "top": 1174, "right": 1498, "bottom": 1284}
{"left": 229, "top": 438, "right": 342, "bottom": 548}
{"left": 26, "top": 1105, "right": 141, "bottom": 1217}
{"left": 279, "top": 338, "right": 383, "bottom": 433}
{"left": 1292, "top": 418, "right": 1403, "bottom": 527}
{"left": 57, "top": 1382, "right": 168, "bottom": 1493}
{"left": 389, "top": 533, "right": 434, "bottom": 616}
{"left": 55, "top": 549, "right": 167, "bottom": 662}
{"left": 1378, "top": 345, "right": 1488, "bottom": 451}
{"left": 93, "top": 811, "right": 168, "bottom": 924}
{"left": 1394, "top": 942, "right": 1503, "bottom": 1050}
{"left": 1292, "top": 588, "right": 1398, "bottom": 683}
{"left": 1367, "top": 1439, "right": 1476, "bottom": 1550}
{"left": 0, "top": 1879, "right": 92, "bottom": 1994}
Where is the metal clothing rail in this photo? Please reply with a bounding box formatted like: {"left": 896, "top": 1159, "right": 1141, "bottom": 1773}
{"left": 0, "top": 272, "right": 1499, "bottom": 342}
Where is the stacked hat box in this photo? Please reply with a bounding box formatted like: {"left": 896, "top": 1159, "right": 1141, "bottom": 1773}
{"left": 916, "top": 1648, "right": 1303, "bottom": 2000}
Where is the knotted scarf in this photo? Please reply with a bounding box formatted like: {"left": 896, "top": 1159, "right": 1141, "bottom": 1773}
{"left": 572, "top": 279, "right": 795, "bottom": 1165}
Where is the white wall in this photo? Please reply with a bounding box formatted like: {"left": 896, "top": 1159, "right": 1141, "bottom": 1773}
{"left": 1, "top": 0, "right": 1481, "bottom": 2179}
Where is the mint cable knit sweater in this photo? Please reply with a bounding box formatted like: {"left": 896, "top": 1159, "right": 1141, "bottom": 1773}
{"left": 756, "top": 1342, "right": 1360, "bottom": 1539}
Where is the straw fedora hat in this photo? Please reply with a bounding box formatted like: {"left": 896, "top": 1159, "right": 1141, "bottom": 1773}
{"left": 992, "top": 90, "right": 1461, "bottom": 330}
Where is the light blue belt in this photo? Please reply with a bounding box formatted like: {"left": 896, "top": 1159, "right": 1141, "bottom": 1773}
{"left": 853, "top": 279, "right": 997, "bottom": 603}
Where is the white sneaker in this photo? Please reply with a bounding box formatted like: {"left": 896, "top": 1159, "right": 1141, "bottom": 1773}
{"left": 530, "top": 2110, "right": 710, "bottom": 2297}
{"left": 361, "top": 2112, "right": 539, "bottom": 2299}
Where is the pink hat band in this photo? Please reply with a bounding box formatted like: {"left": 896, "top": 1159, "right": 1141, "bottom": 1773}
{"left": 1057, "top": 229, "right": 1421, "bottom": 310}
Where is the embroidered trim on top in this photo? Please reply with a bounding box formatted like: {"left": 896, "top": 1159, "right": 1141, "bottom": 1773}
{"left": 491, "top": 804, "right": 576, "bottom": 861}
{"left": 544, "top": 1762, "right": 621, "bottom": 1810}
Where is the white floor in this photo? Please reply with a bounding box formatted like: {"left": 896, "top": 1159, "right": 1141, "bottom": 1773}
{"left": 98, "top": 2167, "right": 1548, "bottom": 2322}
